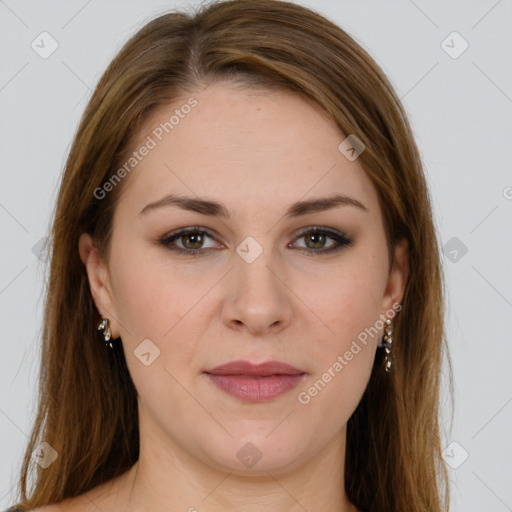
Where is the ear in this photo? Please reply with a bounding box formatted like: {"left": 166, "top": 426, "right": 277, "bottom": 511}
{"left": 78, "top": 232, "right": 120, "bottom": 339}
{"left": 380, "top": 237, "right": 409, "bottom": 315}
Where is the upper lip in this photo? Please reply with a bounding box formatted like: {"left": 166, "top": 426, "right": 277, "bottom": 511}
{"left": 204, "top": 360, "right": 305, "bottom": 376}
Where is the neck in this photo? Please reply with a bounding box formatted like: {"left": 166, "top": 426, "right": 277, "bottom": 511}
{"left": 108, "top": 417, "right": 358, "bottom": 512}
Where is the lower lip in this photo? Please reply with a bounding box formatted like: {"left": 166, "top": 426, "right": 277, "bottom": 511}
{"left": 205, "top": 373, "right": 306, "bottom": 402}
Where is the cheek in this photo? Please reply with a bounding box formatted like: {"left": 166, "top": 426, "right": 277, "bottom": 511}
{"left": 110, "top": 244, "right": 211, "bottom": 372}
{"left": 111, "top": 261, "right": 168, "bottom": 340}
{"left": 296, "top": 275, "right": 380, "bottom": 425}
{"left": 309, "top": 262, "right": 385, "bottom": 352}
{"left": 110, "top": 240, "right": 193, "bottom": 339}
{"left": 110, "top": 253, "right": 203, "bottom": 410}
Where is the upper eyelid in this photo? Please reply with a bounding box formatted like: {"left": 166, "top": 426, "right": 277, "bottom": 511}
{"left": 163, "top": 226, "right": 349, "bottom": 246}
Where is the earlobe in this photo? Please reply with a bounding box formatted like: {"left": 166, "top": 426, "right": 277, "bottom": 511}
{"left": 78, "top": 233, "right": 118, "bottom": 337}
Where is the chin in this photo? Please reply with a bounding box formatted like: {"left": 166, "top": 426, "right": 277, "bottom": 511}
{"left": 201, "top": 431, "right": 309, "bottom": 475}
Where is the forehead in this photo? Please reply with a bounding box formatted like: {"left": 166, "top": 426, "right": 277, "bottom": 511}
{"left": 115, "top": 83, "right": 380, "bottom": 222}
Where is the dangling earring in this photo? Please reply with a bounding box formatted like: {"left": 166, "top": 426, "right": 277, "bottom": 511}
{"left": 96, "top": 317, "right": 131, "bottom": 388}
{"left": 97, "top": 318, "right": 114, "bottom": 349}
{"left": 382, "top": 318, "right": 394, "bottom": 373}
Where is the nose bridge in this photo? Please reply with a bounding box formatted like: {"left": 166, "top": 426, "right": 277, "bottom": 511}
{"left": 223, "top": 234, "right": 291, "bottom": 334}
{"left": 234, "top": 234, "right": 283, "bottom": 299}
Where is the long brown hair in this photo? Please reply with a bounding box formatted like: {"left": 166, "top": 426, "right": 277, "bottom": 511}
{"left": 10, "top": 1, "right": 452, "bottom": 510}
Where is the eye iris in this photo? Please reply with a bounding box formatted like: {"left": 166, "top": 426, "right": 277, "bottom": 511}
{"left": 183, "top": 232, "right": 204, "bottom": 249}
{"left": 305, "top": 232, "right": 326, "bottom": 249}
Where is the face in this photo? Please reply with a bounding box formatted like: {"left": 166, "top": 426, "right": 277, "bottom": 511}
{"left": 80, "top": 82, "right": 408, "bottom": 476}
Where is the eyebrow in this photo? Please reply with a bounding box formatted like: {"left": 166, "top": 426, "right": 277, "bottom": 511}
{"left": 139, "top": 193, "right": 368, "bottom": 218}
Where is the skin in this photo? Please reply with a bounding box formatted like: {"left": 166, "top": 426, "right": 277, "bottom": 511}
{"left": 48, "top": 82, "right": 408, "bottom": 512}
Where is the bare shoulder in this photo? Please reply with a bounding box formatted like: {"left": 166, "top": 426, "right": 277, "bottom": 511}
{"left": 30, "top": 498, "right": 85, "bottom": 512}
{"left": 28, "top": 505, "right": 64, "bottom": 512}
{"left": 28, "top": 491, "right": 103, "bottom": 512}
{"left": 25, "top": 466, "right": 134, "bottom": 512}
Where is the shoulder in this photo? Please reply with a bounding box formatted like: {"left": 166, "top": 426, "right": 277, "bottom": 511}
{"left": 14, "top": 466, "right": 133, "bottom": 512}
{"left": 27, "top": 496, "right": 91, "bottom": 512}
{"left": 5, "top": 507, "right": 63, "bottom": 512}
{"left": 28, "top": 505, "right": 65, "bottom": 512}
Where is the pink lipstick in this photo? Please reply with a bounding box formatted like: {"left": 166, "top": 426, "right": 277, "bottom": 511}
{"left": 204, "top": 360, "right": 306, "bottom": 402}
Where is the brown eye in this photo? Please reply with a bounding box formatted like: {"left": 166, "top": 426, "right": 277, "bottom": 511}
{"left": 159, "top": 226, "right": 352, "bottom": 257}
{"left": 160, "top": 227, "right": 220, "bottom": 257}
{"left": 292, "top": 227, "right": 352, "bottom": 255}
{"left": 180, "top": 231, "right": 206, "bottom": 250}
{"left": 304, "top": 232, "right": 328, "bottom": 249}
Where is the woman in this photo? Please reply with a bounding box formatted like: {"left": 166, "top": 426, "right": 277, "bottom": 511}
{"left": 7, "top": 0, "right": 452, "bottom": 510}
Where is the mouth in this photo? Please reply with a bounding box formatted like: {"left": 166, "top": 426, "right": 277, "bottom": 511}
{"left": 203, "top": 360, "right": 307, "bottom": 402}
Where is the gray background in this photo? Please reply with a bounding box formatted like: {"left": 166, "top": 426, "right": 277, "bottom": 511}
{"left": 1, "top": 0, "right": 511, "bottom": 510}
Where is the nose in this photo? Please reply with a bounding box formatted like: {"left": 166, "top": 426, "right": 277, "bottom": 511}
{"left": 221, "top": 246, "right": 293, "bottom": 337}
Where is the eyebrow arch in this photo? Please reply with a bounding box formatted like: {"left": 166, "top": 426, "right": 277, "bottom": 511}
{"left": 139, "top": 193, "right": 368, "bottom": 218}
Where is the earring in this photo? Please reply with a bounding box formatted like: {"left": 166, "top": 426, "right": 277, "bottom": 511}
{"left": 382, "top": 318, "right": 394, "bottom": 373}
{"left": 97, "top": 318, "right": 114, "bottom": 349}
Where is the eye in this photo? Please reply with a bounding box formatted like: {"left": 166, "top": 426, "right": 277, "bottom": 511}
{"left": 159, "top": 226, "right": 352, "bottom": 257}
{"left": 290, "top": 227, "right": 352, "bottom": 255}
{"left": 159, "top": 227, "right": 221, "bottom": 257}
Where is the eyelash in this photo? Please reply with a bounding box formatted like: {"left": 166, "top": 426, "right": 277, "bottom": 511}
{"left": 158, "top": 226, "right": 352, "bottom": 257}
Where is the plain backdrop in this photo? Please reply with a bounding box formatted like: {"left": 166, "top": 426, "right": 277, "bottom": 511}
{"left": 1, "top": 1, "right": 511, "bottom": 510}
